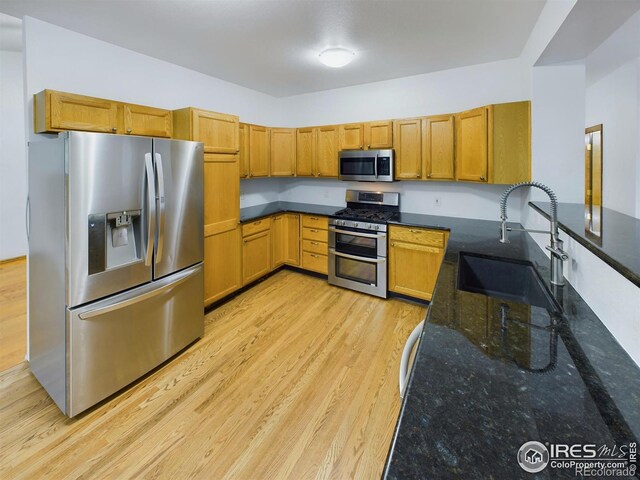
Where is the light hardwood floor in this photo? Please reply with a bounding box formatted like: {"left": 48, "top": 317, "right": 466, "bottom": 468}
{"left": 0, "top": 257, "right": 26, "bottom": 372}
{"left": 0, "top": 269, "right": 426, "bottom": 479}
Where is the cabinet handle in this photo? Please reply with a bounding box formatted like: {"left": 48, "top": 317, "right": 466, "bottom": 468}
{"left": 111, "top": 127, "right": 117, "bottom": 132}
{"left": 310, "top": 216, "right": 319, "bottom": 220}
{"left": 127, "top": 128, "right": 132, "bottom": 134}
{"left": 480, "top": 176, "right": 486, "bottom": 181}
{"left": 243, "top": 240, "right": 248, "bottom": 244}
{"left": 235, "top": 149, "right": 240, "bottom": 153}
{"left": 254, "top": 221, "right": 261, "bottom": 225}
{"left": 427, "top": 174, "right": 432, "bottom": 178}
{"left": 310, "top": 229, "right": 318, "bottom": 232}
{"left": 391, "top": 242, "right": 395, "bottom": 247}
{"left": 410, "top": 229, "right": 421, "bottom": 234}
{"left": 416, "top": 174, "right": 420, "bottom": 178}
{"left": 360, "top": 145, "right": 363, "bottom": 148}
{"left": 367, "top": 144, "right": 371, "bottom": 149}
{"left": 311, "top": 241, "right": 319, "bottom": 245}
{"left": 310, "top": 254, "right": 319, "bottom": 258}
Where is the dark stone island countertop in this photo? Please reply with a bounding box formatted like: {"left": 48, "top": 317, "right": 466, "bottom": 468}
{"left": 530, "top": 201, "right": 640, "bottom": 288}
{"left": 240, "top": 202, "right": 640, "bottom": 478}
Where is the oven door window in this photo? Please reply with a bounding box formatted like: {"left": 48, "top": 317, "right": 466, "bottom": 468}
{"left": 335, "top": 256, "right": 377, "bottom": 285}
{"left": 335, "top": 231, "right": 377, "bottom": 258}
{"left": 340, "top": 157, "right": 375, "bottom": 176}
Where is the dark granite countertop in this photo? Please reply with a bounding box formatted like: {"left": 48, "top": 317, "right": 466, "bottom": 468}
{"left": 384, "top": 213, "right": 640, "bottom": 479}
{"left": 240, "top": 201, "right": 338, "bottom": 223}
{"left": 239, "top": 202, "right": 640, "bottom": 478}
{"left": 530, "top": 202, "right": 640, "bottom": 288}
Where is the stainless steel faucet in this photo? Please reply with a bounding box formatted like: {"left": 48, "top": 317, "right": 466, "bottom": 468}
{"left": 499, "top": 181, "right": 569, "bottom": 286}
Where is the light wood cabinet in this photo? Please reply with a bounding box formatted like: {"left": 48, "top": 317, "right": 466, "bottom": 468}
{"left": 316, "top": 126, "right": 339, "bottom": 177}
{"left": 35, "top": 90, "right": 118, "bottom": 134}
{"left": 272, "top": 213, "right": 300, "bottom": 268}
{"left": 423, "top": 115, "right": 455, "bottom": 180}
{"left": 455, "top": 107, "right": 488, "bottom": 182}
{"left": 242, "top": 221, "right": 272, "bottom": 285}
{"left": 393, "top": 118, "right": 422, "bottom": 179}
{"left": 301, "top": 214, "right": 328, "bottom": 274}
{"left": 204, "top": 153, "right": 240, "bottom": 236}
{"left": 239, "top": 123, "right": 250, "bottom": 178}
{"left": 249, "top": 125, "right": 270, "bottom": 177}
{"left": 173, "top": 108, "right": 239, "bottom": 153}
{"left": 389, "top": 226, "right": 448, "bottom": 301}
{"left": 339, "top": 123, "right": 364, "bottom": 150}
{"left": 455, "top": 101, "right": 530, "bottom": 184}
{"left": 123, "top": 104, "right": 172, "bottom": 137}
{"left": 364, "top": 121, "right": 393, "bottom": 149}
{"left": 270, "top": 128, "right": 296, "bottom": 176}
{"left": 296, "top": 127, "right": 317, "bottom": 176}
{"left": 204, "top": 227, "right": 242, "bottom": 306}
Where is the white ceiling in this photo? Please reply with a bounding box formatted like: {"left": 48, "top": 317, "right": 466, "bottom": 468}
{"left": 0, "top": 0, "right": 546, "bottom": 97}
{"left": 0, "top": 12, "right": 22, "bottom": 52}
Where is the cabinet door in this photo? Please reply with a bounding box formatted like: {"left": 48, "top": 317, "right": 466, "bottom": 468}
{"left": 123, "top": 104, "right": 172, "bottom": 137}
{"left": 270, "top": 128, "right": 296, "bottom": 176}
{"left": 284, "top": 213, "right": 300, "bottom": 266}
{"left": 243, "top": 230, "right": 272, "bottom": 285}
{"left": 271, "top": 215, "right": 286, "bottom": 269}
{"left": 48, "top": 90, "right": 119, "bottom": 133}
{"left": 339, "top": 123, "right": 364, "bottom": 150}
{"left": 204, "top": 227, "right": 242, "bottom": 306}
{"left": 296, "top": 128, "right": 316, "bottom": 176}
{"left": 204, "top": 153, "right": 240, "bottom": 236}
{"left": 423, "top": 115, "right": 455, "bottom": 180}
{"left": 364, "top": 121, "right": 393, "bottom": 149}
{"left": 192, "top": 109, "right": 240, "bottom": 154}
{"left": 239, "top": 123, "right": 250, "bottom": 178}
{"left": 389, "top": 240, "right": 444, "bottom": 301}
{"left": 249, "top": 125, "right": 270, "bottom": 177}
{"left": 393, "top": 118, "right": 422, "bottom": 179}
{"left": 316, "top": 126, "right": 339, "bottom": 177}
{"left": 455, "top": 107, "right": 488, "bottom": 182}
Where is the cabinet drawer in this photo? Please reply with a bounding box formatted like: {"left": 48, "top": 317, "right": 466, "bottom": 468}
{"left": 302, "top": 227, "right": 328, "bottom": 243}
{"left": 242, "top": 218, "right": 270, "bottom": 237}
{"left": 302, "top": 251, "right": 328, "bottom": 274}
{"left": 301, "top": 215, "right": 327, "bottom": 230}
{"left": 302, "top": 239, "right": 327, "bottom": 255}
{"left": 389, "top": 226, "right": 445, "bottom": 247}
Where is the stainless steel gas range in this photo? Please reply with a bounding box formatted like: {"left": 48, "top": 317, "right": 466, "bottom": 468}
{"left": 328, "top": 190, "right": 400, "bottom": 298}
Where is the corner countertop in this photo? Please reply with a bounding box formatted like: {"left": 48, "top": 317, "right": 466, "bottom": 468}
{"left": 239, "top": 202, "right": 640, "bottom": 478}
{"left": 530, "top": 201, "right": 640, "bottom": 288}
{"left": 240, "top": 201, "right": 339, "bottom": 223}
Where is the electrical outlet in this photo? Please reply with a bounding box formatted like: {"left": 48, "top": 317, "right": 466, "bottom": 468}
{"left": 434, "top": 197, "right": 441, "bottom": 207}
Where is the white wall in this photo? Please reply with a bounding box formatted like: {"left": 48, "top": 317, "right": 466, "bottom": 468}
{"left": 22, "top": 16, "right": 282, "bottom": 140}
{"left": 585, "top": 58, "right": 639, "bottom": 218}
{"left": 0, "top": 49, "right": 27, "bottom": 260}
{"left": 239, "top": 178, "right": 280, "bottom": 208}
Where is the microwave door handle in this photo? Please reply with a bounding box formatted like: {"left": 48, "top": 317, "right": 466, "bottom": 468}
{"left": 374, "top": 153, "right": 378, "bottom": 179}
{"left": 328, "top": 227, "right": 386, "bottom": 239}
{"left": 154, "top": 152, "right": 165, "bottom": 264}
{"left": 144, "top": 153, "right": 156, "bottom": 266}
{"left": 330, "top": 249, "right": 386, "bottom": 263}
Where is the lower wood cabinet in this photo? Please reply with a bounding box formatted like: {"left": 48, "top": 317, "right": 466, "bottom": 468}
{"left": 242, "top": 220, "right": 271, "bottom": 285}
{"left": 272, "top": 213, "right": 300, "bottom": 268}
{"left": 301, "top": 214, "right": 328, "bottom": 274}
{"left": 388, "top": 226, "right": 448, "bottom": 301}
{"left": 204, "top": 227, "right": 242, "bottom": 306}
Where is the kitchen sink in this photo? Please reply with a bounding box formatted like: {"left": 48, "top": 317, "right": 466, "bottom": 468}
{"left": 457, "top": 252, "right": 561, "bottom": 313}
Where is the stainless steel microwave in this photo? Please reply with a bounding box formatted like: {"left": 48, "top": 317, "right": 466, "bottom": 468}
{"left": 339, "top": 149, "right": 395, "bottom": 182}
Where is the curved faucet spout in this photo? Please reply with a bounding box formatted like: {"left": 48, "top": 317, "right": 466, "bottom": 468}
{"left": 498, "top": 181, "right": 567, "bottom": 286}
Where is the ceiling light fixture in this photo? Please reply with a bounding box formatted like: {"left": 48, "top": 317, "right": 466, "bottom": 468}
{"left": 318, "top": 47, "right": 355, "bottom": 68}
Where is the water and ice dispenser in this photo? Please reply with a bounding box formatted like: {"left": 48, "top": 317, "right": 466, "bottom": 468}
{"left": 88, "top": 210, "right": 142, "bottom": 275}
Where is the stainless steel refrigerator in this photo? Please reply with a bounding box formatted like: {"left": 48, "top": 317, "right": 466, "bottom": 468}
{"left": 28, "top": 131, "right": 204, "bottom": 417}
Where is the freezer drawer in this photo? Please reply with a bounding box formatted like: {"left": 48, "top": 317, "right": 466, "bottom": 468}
{"left": 67, "top": 263, "right": 203, "bottom": 417}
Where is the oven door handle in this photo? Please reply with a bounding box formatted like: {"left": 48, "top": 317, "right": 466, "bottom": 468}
{"left": 329, "top": 249, "right": 387, "bottom": 263}
{"left": 328, "top": 227, "right": 387, "bottom": 239}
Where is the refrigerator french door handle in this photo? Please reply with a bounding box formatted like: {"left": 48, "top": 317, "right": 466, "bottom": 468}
{"left": 144, "top": 153, "right": 156, "bottom": 266}
{"left": 154, "top": 152, "right": 166, "bottom": 264}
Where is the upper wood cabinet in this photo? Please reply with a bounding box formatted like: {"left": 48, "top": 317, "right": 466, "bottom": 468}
{"left": 173, "top": 107, "right": 239, "bottom": 154}
{"left": 296, "top": 127, "right": 317, "bottom": 177}
{"left": 339, "top": 123, "right": 364, "bottom": 150}
{"left": 455, "top": 101, "right": 530, "bottom": 184}
{"left": 123, "top": 104, "right": 172, "bottom": 138}
{"left": 364, "top": 121, "right": 393, "bottom": 149}
{"left": 270, "top": 128, "right": 296, "bottom": 176}
{"left": 239, "top": 123, "right": 250, "bottom": 178}
{"left": 422, "top": 115, "right": 455, "bottom": 180}
{"left": 455, "top": 107, "right": 488, "bottom": 182}
{"left": 35, "top": 90, "right": 119, "bottom": 134}
{"left": 316, "top": 126, "right": 339, "bottom": 177}
{"left": 393, "top": 118, "right": 422, "bottom": 179}
{"left": 249, "top": 125, "right": 270, "bottom": 177}
{"left": 203, "top": 153, "right": 240, "bottom": 237}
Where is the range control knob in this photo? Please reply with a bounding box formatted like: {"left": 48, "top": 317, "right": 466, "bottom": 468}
{"left": 354, "top": 222, "right": 359, "bottom": 228}
{"left": 373, "top": 224, "right": 380, "bottom": 230}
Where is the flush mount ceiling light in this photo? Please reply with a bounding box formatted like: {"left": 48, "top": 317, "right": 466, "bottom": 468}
{"left": 318, "top": 48, "right": 355, "bottom": 68}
